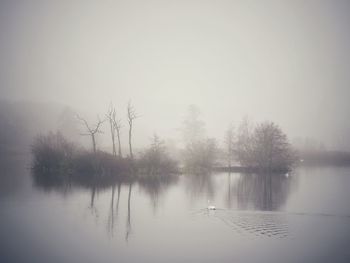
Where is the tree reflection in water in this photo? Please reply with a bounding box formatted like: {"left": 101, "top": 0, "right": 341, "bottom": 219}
{"left": 108, "top": 182, "right": 122, "bottom": 237}
{"left": 138, "top": 174, "right": 179, "bottom": 213}
{"left": 125, "top": 182, "right": 132, "bottom": 242}
{"left": 228, "top": 172, "right": 296, "bottom": 211}
{"left": 107, "top": 185, "right": 116, "bottom": 236}
{"left": 31, "top": 167, "right": 296, "bottom": 242}
{"left": 32, "top": 168, "right": 179, "bottom": 240}
{"left": 226, "top": 173, "right": 232, "bottom": 208}
{"left": 184, "top": 173, "right": 216, "bottom": 202}
{"left": 183, "top": 172, "right": 295, "bottom": 211}
{"left": 90, "top": 186, "right": 97, "bottom": 216}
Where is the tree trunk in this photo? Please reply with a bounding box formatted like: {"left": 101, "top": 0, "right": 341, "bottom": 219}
{"left": 117, "top": 130, "right": 122, "bottom": 158}
{"left": 110, "top": 121, "right": 116, "bottom": 156}
{"left": 92, "top": 134, "right": 96, "bottom": 153}
{"left": 128, "top": 123, "right": 133, "bottom": 159}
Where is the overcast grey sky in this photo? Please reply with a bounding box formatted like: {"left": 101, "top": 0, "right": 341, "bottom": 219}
{"left": 0, "top": 0, "right": 349, "bottom": 149}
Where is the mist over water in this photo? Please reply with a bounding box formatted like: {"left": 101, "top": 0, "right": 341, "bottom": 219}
{"left": 1, "top": 0, "right": 350, "bottom": 150}
{"left": 2, "top": 156, "right": 350, "bottom": 263}
{"left": 1, "top": 1, "right": 350, "bottom": 263}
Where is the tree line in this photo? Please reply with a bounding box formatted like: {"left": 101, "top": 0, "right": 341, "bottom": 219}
{"left": 31, "top": 103, "right": 297, "bottom": 181}
{"left": 182, "top": 105, "right": 297, "bottom": 173}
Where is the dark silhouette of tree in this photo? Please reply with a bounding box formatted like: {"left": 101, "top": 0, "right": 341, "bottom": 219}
{"left": 138, "top": 134, "right": 178, "bottom": 175}
{"left": 106, "top": 104, "right": 117, "bottom": 156}
{"left": 76, "top": 114, "right": 104, "bottom": 153}
{"left": 127, "top": 101, "right": 137, "bottom": 159}
{"left": 253, "top": 121, "right": 296, "bottom": 171}
{"left": 31, "top": 131, "right": 75, "bottom": 177}
{"left": 113, "top": 115, "right": 123, "bottom": 158}
{"left": 105, "top": 104, "right": 123, "bottom": 158}
{"left": 235, "top": 119, "right": 296, "bottom": 171}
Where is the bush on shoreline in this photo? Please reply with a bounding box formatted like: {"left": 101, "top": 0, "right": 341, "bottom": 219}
{"left": 235, "top": 121, "right": 297, "bottom": 172}
{"left": 137, "top": 134, "right": 178, "bottom": 175}
{"left": 31, "top": 132, "right": 178, "bottom": 187}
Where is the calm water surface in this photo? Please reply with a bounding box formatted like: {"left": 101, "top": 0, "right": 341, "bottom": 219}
{"left": 1, "top": 155, "right": 350, "bottom": 263}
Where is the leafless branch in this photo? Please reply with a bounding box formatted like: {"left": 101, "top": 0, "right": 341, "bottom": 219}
{"left": 76, "top": 113, "right": 105, "bottom": 153}
{"left": 127, "top": 101, "right": 138, "bottom": 159}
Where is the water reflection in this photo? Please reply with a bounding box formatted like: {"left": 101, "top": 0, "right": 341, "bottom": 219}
{"left": 139, "top": 174, "right": 179, "bottom": 212}
{"left": 229, "top": 173, "right": 295, "bottom": 211}
{"left": 226, "top": 173, "right": 233, "bottom": 208}
{"left": 31, "top": 166, "right": 296, "bottom": 242}
{"left": 89, "top": 186, "right": 97, "bottom": 214}
{"left": 32, "top": 168, "right": 179, "bottom": 239}
{"left": 107, "top": 185, "right": 116, "bottom": 236}
{"left": 192, "top": 172, "right": 296, "bottom": 239}
{"left": 125, "top": 182, "right": 132, "bottom": 241}
{"left": 106, "top": 182, "right": 122, "bottom": 237}
{"left": 3, "top": 161, "right": 348, "bottom": 263}
{"left": 213, "top": 210, "right": 289, "bottom": 238}
{"left": 184, "top": 173, "right": 216, "bottom": 201}
{"left": 183, "top": 171, "right": 295, "bottom": 212}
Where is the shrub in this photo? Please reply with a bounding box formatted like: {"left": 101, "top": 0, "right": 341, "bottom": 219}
{"left": 32, "top": 131, "right": 75, "bottom": 173}
{"left": 73, "top": 151, "right": 131, "bottom": 178}
{"left": 235, "top": 120, "right": 297, "bottom": 172}
{"left": 138, "top": 135, "right": 178, "bottom": 175}
{"left": 183, "top": 138, "right": 218, "bottom": 173}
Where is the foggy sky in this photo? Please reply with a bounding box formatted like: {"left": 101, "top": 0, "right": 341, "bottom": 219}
{"left": 1, "top": 0, "right": 350, "bottom": 150}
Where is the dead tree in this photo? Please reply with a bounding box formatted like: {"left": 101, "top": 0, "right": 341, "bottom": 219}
{"left": 77, "top": 114, "right": 104, "bottom": 153}
{"left": 113, "top": 113, "right": 123, "bottom": 158}
{"left": 127, "top": 101, "right": 137, "bottom": 159}
{"left": 106, "top": 105, "right": 117, "bottom": 156}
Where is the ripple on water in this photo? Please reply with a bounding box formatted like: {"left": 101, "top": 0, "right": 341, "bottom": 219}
{"left": 192, "top": 209, "right": 289, "bottom": 239}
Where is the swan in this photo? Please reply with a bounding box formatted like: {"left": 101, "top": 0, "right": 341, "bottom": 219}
{"left": 207, "top": 200, "right": 216, "bottom": 210}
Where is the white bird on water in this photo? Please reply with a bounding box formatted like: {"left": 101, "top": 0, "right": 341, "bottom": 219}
{"left": 207, "top": 200, "right": 216, "bottom": 210}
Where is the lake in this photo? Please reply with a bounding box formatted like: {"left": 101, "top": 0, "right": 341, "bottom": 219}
{"left": 1, "top": 155, "right": 350, "bottom": 263}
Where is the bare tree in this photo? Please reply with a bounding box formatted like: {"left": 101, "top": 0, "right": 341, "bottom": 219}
{"left": 127, "top": 101, "right": 137, "bottom": 159}
{"left": 106, "top": 104, "right": 117, "bottom": 156}
{"left": 224, "top": 123, "right": 236, "bottom": 169}
{"left": 106, "top": 104, "right": 123, "bottom": 158}
{"left": 113, "top": 115, "right": 123, "bottom": 158}
{"left": 76, "top": 114, "right": 104, "bottom": 153}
